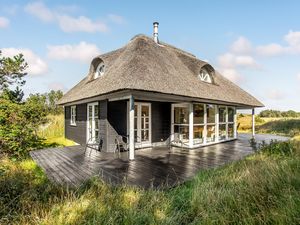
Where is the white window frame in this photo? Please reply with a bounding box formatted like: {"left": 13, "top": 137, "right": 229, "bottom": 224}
{"left": 193, "top": 103, "right": 205, "bottom": 145}
{"left": 94, "top": 62, "right": 105, "bottom": 79}
{"left": 227, "top": 107, "right": 236, "bottom": 139}
{"left": 134, "top": 102, "right": 152, "bottom": 148}
{"left": 70, "top": 105, "right": 76, "bottom": 126}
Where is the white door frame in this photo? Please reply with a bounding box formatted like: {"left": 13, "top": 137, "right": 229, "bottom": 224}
{"left": 134, "top": 102, "right": 152, "bottom": 148}
{"left": 86, "top": 102, "right": 99, "bottom": 143}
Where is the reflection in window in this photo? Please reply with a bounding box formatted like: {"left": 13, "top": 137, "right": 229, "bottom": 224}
{"left": 174, "top": 107, "right": 189, "bottom": 124}
{"left": 194, "top": 125, "right": 204, "bottom": 144}
{"left": 219, "top": 107, "right": 226, "bottom": 123}
{"left": 174, "top": 125, "right": 189, "bottom": 141}
{"left": 193, "top": 104, "right": 204, "bottom": 124}
{"left": 207, "top": 125, "right": 216, "bottom": 143}
{"left": 228, "top": 107, "right": 234, "bottom": 122}
{"left": 207, "top": 104, "right": 215, "bottom": 124}
{"left": 219, "top": 124, "right": 226, "bottom": 140}
{"left": 228, "top": 124, "right": 234, "bottom": 138}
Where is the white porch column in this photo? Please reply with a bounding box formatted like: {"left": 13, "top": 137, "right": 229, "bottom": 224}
{"left": 203, "top": 104, "right": 207, "bottom": 144}
{"left": 129, "top": 95, "right": 135, "bottom": 160}
{"left": 252, "top": 108, "right": 255, "bottom": 138}
{"left": 225, "top": 106, "right": 229, "bottom": 140}
{"left": 215, "top": 105, "right": 219, "bottom": 142}
{"left": 189, "top": 103, "right": 193, "bottom": 148}
{"left": 234, "top": 107, "right": 237, "bottom": 138}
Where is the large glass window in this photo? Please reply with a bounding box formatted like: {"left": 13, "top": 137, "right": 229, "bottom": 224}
{"left": 173, "top": 105, "right": 189, "bottom": 143}
{"left": 219, "top": 124, "right": 226, "bottom": 140}
{"left": 193, "top": 104, "right": 204, "bottom": 144}
{"left": 219, "top": 107, "right": 226, "bottom": 123}
{"left": 207, "top": 104, "right": 215, "bottom": 124}
{"left": 228, "top": 124, "right": 234, "bottom": 138}
{"left": 174, "top": 106, "right": 189, "bottom": 124}
{"left": 228, "top": 107, "right": 234, "bottom": 122}
{"left": 193, "top": 104, "right": 204, "bottom": 124}
{"left": 206, "top": 104, "right": 216, "bottom": 143}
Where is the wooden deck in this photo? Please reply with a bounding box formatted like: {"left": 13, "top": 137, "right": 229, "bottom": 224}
{"left": 30, "top": 134, "right": 288, "bottom": 189}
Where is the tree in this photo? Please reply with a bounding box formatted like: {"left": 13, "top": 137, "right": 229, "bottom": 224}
{"left": 46, "top": 90, "right": 64, "bottom": 114}
{"left": 0, "top": 51, "right": 28, "bottom": 91}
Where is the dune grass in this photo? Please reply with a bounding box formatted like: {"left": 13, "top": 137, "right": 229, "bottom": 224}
{"left": 1, "top": 114, "right": 299, "bottom": 224}
{"left": 1, "top": 140, "right": 300, "bottom": 224}
{"left": 38, "top": 114, "right": 76, "bottom": 147}
{"left": 238, "top": 114, "right": 300, "bottom": 137}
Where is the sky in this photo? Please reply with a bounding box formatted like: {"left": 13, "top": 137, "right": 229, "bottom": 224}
{"left": 0, "top": 0, "right": 300, "bottom": 112}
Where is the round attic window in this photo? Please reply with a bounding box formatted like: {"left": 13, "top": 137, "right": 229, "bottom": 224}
{"left": 198, "top": 68, "right": 212, "bottom": 83}
{"left": 94, "top": 62, "right": 105, "bottom": 79}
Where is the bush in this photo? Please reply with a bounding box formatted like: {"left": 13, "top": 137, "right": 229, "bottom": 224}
{"left": 0, "top": 97, "right": 47, "bottom": 158}
{"left": 259, "top": 140, "right": 295, "bottom": 156}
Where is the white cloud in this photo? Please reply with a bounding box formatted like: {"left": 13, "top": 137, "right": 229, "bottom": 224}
{"left": 48, "top": 82, "right": 67, "bottom": 92}
{"left": 266, "top": 89, "right": 285, "bottom": 100}
{"left": 24, "top": 1, "right": 54, "bottom": 22}
{"left": 1, "top": 48, "right": 48, "bottom": 75}
{"left": 47, "top": 42, "right": 100, "bottom": 63}
{"left": 108, "top": 14, "right": 126, "bottom": 24}
{"left": 230, "top": 36, "right": 252, "bottom": 54}
{"left": 24, "top": 1, "right": 110, "bottom": 33}
{"left": 284, "top": 30, "right": 300, "bottom": 47}
{"left": 0, "top": 17, "right": 10, "bottom": 28}
{"left": 218, "top": 68, "right": 244, "bottom": 83}
{"left": 218, "top": 53, "right": 259, "bottom": 69}
{"left": 255, "top": 30, "right": 300, "bottom": 56}
{"left": 57, "top": 15, "right": 108, "bottom": 33}
{"left": 297, "top": 73, "right": 300, "bottom": 82}
{"left": 256, "top": 43, "right": 286, "bottom": 56}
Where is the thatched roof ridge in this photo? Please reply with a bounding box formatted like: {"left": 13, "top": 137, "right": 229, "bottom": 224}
{"left": 58, "top": 34, "right": 263, "bottom": 107}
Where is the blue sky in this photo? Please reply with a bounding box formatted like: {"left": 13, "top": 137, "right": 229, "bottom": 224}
{"left": 1, "top": 0, "right": 300, "bottom": 112}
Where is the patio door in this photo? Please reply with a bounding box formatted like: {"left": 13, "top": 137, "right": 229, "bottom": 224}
{"left": 87, "top": 102, "right": 99, "bottom": 143}
{"left": 134, "top": 103, "right": 151, "bottom": 148}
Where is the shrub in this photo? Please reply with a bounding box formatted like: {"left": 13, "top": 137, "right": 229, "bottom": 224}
{"left": 0, "top": 97, "right": 46, "bottom": 158}
{"left": 259, "top": 140, "right": 295, "bottom": 157}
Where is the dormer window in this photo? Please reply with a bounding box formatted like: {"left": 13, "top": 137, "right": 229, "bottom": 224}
{"left": 94, "top": 62, "right": 105, "bottom": 79}
{"left": 198, "top": 68, "right": 212, "bottom": 83}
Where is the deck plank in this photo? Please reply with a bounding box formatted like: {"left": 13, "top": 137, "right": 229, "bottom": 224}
{"left": 30, "top": 134, "right": 289, "bottom": 189}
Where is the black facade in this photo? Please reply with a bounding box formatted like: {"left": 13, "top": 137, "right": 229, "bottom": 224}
{"left": 151, "top": 102, "right": 171, "bottom": 143}
{"left": 65, "top": 103, "right": 87, "bottom": 145}
{"left": 64, "top": 100, "right": 171, "bottom": 150}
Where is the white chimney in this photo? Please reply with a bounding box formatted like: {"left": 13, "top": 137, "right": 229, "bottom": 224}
{"left": 153, "top": 22, "right": 159, "bottom": 43}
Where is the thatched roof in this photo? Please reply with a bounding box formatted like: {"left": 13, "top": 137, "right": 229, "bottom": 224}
{"left": 58, "top": 35, "right": 263, "bottom": 107}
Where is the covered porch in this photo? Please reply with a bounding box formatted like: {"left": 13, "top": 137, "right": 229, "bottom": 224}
{"left": 30, "top": 134, "right": 288, "bottom": 189}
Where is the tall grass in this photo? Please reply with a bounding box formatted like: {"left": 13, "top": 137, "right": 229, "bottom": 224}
{"left": 1, "top": 141, "right": 299, "bottom": 224}
{"left": 38, "top": 114, "right": 75, "bottom": 146}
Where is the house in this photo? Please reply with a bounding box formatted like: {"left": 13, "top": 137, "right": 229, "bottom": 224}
{"left": 58, "top": 22, "right": 264, "bottom": 160}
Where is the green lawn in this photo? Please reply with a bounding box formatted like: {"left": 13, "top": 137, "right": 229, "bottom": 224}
{"left": 0, "top": 115, "right": 299, "bottom": 224}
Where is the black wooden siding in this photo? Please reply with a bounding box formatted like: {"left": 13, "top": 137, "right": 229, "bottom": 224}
{"left": 108, "top": 100, "right": 127, "bottom": 136}
{"left": 151, "top": 102, "right": 171, "bottom": 143}
{"left": 65, "top": 103, "right": 87, "bottom": 145}
{"left": 64, "top": 100, "right": 171, "bottom": 149}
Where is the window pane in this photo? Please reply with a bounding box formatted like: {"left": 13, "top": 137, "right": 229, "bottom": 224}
{"left": 228, "top": 124, "right": 234, "bottom": 138}
{"left": 94, "top": 105, "right": 99, "bottom": 118}
{"left": 89, "top": 106, "right": 92, "bottom": 117}
{"left": 193, "top": 104, "right": 204, "bottom": 124}
{"left": 219, "top": 107, "right": 226, "bottom": 123}
{"left": 207, "top": 104, "right": 215, "bottom": 123}
{"left": 174, "top": 125, "right": 189, "bottom": 141}
{"left": 219, "top": 124, "right": 226, "bottom": 140}
{"left": 207, "top": 125, "right": 216, "bottom": 143}
{"left": 194, "top": 126, "right": 204, "bottom": 144}
{"left": 174, "top": 107, "right": 189, "bottom": 124}
{"left": 134, "top": 105, "right": 138, "bottom": 116}
{"left": 228, "top": 107, "right": 234, "bottom": 122}
{"left": 141, "top": 105, "right": 149, "bottom": 117}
